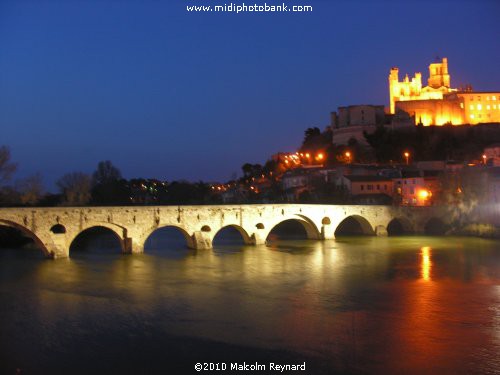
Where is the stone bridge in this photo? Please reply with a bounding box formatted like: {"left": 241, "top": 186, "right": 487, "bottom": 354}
{"left": 0, "top": 204, "right": 447, "bottom": 259}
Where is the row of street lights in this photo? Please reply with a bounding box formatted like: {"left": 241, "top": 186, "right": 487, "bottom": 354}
{"left": 284, "top": 150, "right": 412, "bottom": 166}
{"left": 343, "top": 151, "right": 411, "bottom": 165}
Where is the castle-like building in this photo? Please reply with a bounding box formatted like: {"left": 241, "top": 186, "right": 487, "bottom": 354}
{"left": 389, "top": 58, "right": 500, "bottom": 126}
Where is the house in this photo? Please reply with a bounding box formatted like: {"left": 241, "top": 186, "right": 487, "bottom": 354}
{"left": 341, "top": 175, "right": 393, "bottom": 204}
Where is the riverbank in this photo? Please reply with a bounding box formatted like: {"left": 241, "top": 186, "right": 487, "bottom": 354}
{"left": 449, "top": 223, "right": 500, "bottom": 239}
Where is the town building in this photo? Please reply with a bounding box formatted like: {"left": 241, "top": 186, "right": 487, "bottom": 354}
{"left": 393, "top": 171, "right": 440, "bottom": 206}
{"left": 330, "top": 105, "right": 386, "bottom": 145}
{"left": 484, "top": 144, "right": 500, "bottom": 166}
{"left": 340, "top": 175, "right": 393, "bottom": 204}
{"left": 459, "top": 92, "right": 500, "bottom": 125}
{"left": 281, "top": 166, "right": 331, "bottom": 202}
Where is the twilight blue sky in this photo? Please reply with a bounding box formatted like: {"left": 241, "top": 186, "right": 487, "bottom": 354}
{"left": 1, "top": 0, "right": 499, "bottom": 190}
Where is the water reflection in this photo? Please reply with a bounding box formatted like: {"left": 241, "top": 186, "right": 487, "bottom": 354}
{"left": 1, "top": 236, "right": 500, "bottom": 374}
{"left": 421, "top": 246, "right": 432, "bottom": 281}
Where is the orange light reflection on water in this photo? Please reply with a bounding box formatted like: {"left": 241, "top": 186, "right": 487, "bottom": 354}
{"left": 421, "top": 246, "right": 432, "bottom": 281}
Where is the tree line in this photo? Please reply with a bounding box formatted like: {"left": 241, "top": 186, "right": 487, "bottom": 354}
{"left": 0, "top": 149, "right": 221, "bottom": 206}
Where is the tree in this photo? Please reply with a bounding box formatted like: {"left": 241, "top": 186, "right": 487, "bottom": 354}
{"left": 91, "top": 161, "right": 128, "bottom": 205}
{"left": 57, "top": 172, "right": 92, "bottom": 206}
{"left": 301, "top": 127, "right": 332, "bottom": 152}
{"left": 0, "top": 146, "right": 17, "bottom": 185}
{"left": 92, "top": 160, "right": 122, "bottom": 186}
{"left": 16, "top": 173, "right": 44, "bottom": 206}
{"left": 241, "top": 163, "right": 263, "bottom": 179}
{"left": 242, "top": 163, "right": 253, "bottom": 178}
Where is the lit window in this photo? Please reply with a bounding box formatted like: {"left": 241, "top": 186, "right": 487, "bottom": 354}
{"left": 470, "top": 114, "right": 475, "bottom": 119}
{"left": 487, "top": 105, "right": 491, "bottom": 110}
{"left": 469, "top": 104, "right": 474, "bottom": 110}
{"left": 477, "top": 104, "right": 482, "bottom": 110}
{"left": 460, "top": 103, "right": 464, "bottom": 109}
{"left": 493, "top": 96, "right": 497, "bottom": 100}
{"left": 494, "top": 105, "right": 497, "bottom": 109}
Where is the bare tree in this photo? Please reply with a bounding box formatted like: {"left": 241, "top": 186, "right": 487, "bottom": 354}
{"left": 92, "top": 160, "right": 122, "bottom": 186}
{"left": 57, "top": 172, "right": 91, "bottom": 206}
{"left": 0, "top": 146, "right": 17, "bottom": 185}
{"left": 16, "top": 173, "right": 44, "bottom": 206}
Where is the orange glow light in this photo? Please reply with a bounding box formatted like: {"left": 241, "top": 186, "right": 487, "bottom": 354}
{"left": 404, "top": 151, "right": 410, "bottom": 165}
{"left": 317, "top": 153, "right": 324, "bottom": 160}
{"left": 418, "top": 190, "right": 430, "bottom": 199}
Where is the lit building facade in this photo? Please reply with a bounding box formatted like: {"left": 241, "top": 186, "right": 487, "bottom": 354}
{"left": 389, "top": 58, "right": 500, "bottom": 126}
{"left": 389, "top": 58, "right": 454, "bottom": 114}
{"left": 459, "top": 92, "right": 500, "bottom": 124}
{"left": 393, "top": 176, "right": 439, "bottom": 206}
{"left": 395, "top": 94, "right": 463, "bottom": 126}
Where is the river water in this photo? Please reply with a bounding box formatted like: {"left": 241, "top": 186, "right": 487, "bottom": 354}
{"left": 1, "top": 229, "right": 500, "bottom": 374}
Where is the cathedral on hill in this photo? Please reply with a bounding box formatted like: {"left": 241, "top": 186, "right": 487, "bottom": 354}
{"left": 331, "top": 57, "right": 500, "bottom": 146}
{"left": 389, "top": 58, "right": 500, "bottom": 126}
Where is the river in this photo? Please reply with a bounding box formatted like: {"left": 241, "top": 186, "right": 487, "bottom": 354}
{"left": 1, "top": 228, "right": 499, "bottom": 374}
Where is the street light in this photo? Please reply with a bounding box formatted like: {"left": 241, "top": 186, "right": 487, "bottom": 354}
{"left": 418, "top": 189, "right": 430, "bottom": 199}
{"left": 404, "top": 151, "right": 410, "bottom": 165}
{"left": 345, "top": 151, "right": 351, "bottom": 164}
{"left": 482, "top": 154, "right": 487, "bottom": 165}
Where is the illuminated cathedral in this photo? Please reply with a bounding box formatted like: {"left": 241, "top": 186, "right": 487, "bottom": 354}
{"left": 389, "top": 58, "right": 500, "bottom": 126}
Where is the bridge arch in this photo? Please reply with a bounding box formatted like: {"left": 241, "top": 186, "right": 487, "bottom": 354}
{"left": 143, "top": 225, "right": 194, "bottom": 250}
{"left": 335, "top": 215, "right": 374, "bottom": 236}
{"left": 68, "top": 224, "right": 126, "bottom": 254}
{"left": 387, "top": 217, "right": 413, "bottom": 235}
{"left": 212, "top": 225, "right": 252, "bottom": 246}
{"left": 0, "top": 219, "right": 52, "bottom": 257}
{"left": 266, "top": 215, "right": 321, "bottom": 241}
{"left": 424, "top": 217, "right": 449, "bottom": 235}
